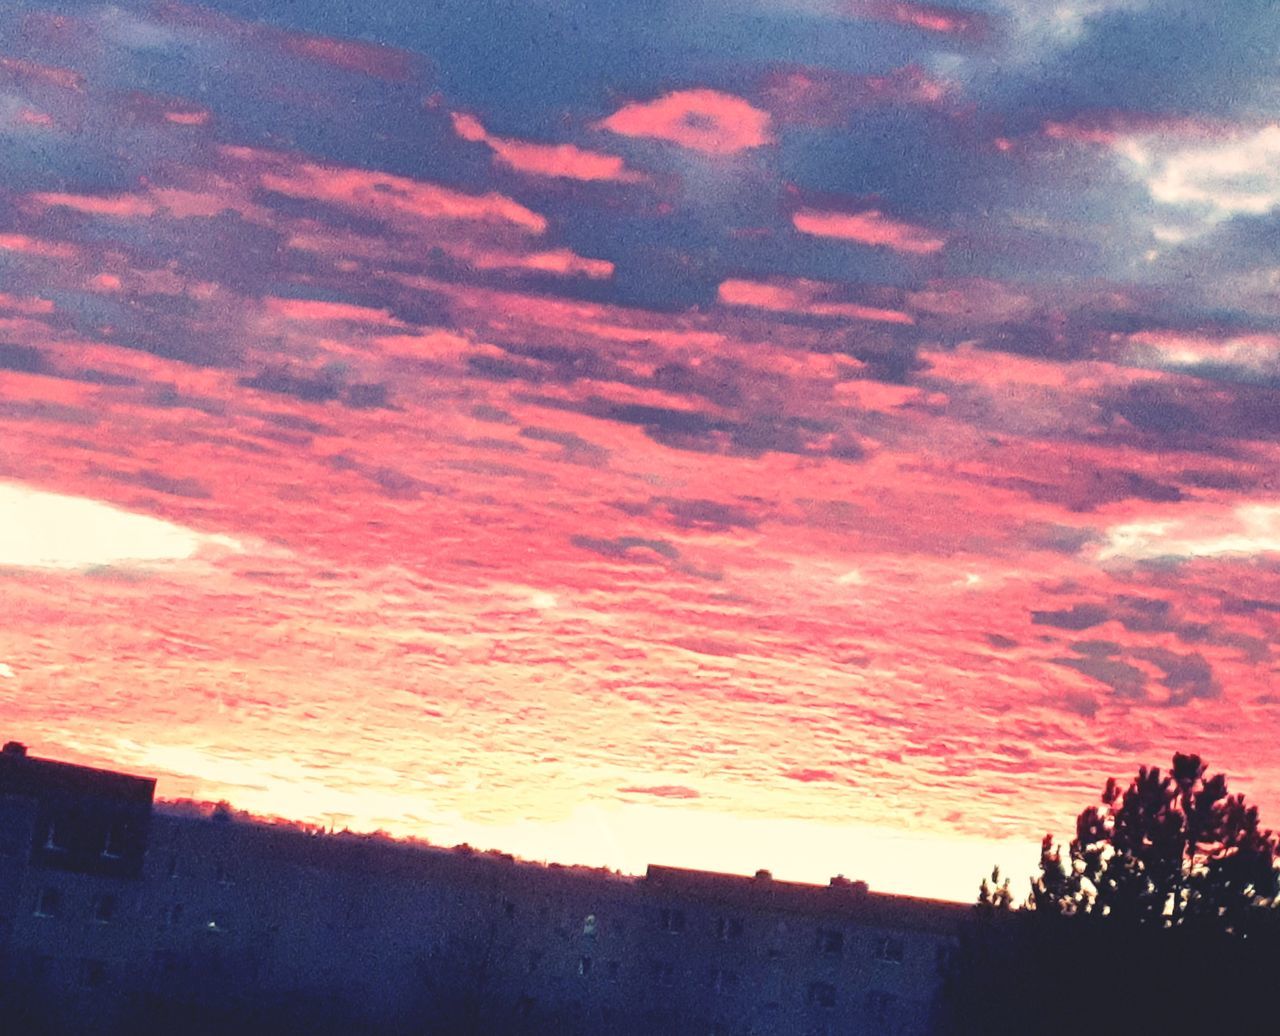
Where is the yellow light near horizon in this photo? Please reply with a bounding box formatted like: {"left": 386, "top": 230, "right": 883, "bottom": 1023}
{"left": 132, "top": 741, "right": 1036, "bottom": 903}
{"left": 0, "top": 482, "right": 239, "bottom": 568}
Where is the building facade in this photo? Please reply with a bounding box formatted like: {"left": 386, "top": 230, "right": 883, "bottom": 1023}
{"left": 0, "top": 742, "right": 965, "bottom": 1034}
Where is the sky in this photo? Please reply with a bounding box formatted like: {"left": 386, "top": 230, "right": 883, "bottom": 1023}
{"left": 1, "top": 0, "right": 1278, "bottom": 903}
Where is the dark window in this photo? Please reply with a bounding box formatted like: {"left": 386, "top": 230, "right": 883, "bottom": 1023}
{"left": 611, "top": 917, "right": 624, "bottom": 936}
{"left": 807, "top": 981, "right": 836, "bottom": 1008}
{"left": 874, "top": 935, "right": 904, "bottom": 964}
{"left": 34, "top": 887, "right": 61, "bottom": 918}
{"left": 214, "top": 863, "right": 233, "bottom": 886}
{"left": 80, "top": 959, "right": 107, "bottom": 989}
{"left": 102, "top": 825, "right": 125, "bottom": 859}
{"left": 92, "top": 894, "right": 117, "bottom": 924}
{"left": 503, "top": 899, "right": 516, "bottom": 919}
{"left": 714, "top": 916, "right": 743, "bottom": 941}
{"left": 166, "top": 854, "right": 179, "bottom": 878}
{"left": 649, "top": 959, "right": 676, "bottom": 986}
{"left": 816, "top": 928, "right": 844, "bottom": 956}
{"left": 527, "top": 949, "right": 543, "bottom": 974}
{"left": 935, "top": 941, "right": 955, "bottom": 972}
{"left": 866, "top": 990, "right": 896, "bottom": 1021}
{"left": 516, "top": 996, "right": 536, "bottom": 1018}
{"left": 606, "top": 960, "right": 621, "bottom": 980}
{"left": 659, "top": 908, "right": 686, "bottom": 933}
{"left": 579, "top": 956, "right": 592, "bottom": 977}
{"left": 44, "top": 821, "right": 69, "bottom": 852}
{"left": 710, "top": 968, "right": 738, "bottom": 994}
{"left": 162, "top": 903, "right": 184, "bottom": 927}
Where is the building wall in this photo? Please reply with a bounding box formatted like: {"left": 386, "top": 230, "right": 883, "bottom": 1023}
{"left": 0, "top": 748, "right": 965, "bottom": 1035}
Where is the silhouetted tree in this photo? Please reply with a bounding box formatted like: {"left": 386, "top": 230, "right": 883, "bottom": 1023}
{"left": 935, "top": 753, "right": 1280, "bottom": 1035}
{"left": 976, "top": 866, "right": 1014, "bottom": 914}
{"left": 1031, "top": 752, "right": 1279, "bottom": 931}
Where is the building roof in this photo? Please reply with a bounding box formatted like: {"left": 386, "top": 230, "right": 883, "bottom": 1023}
{"left": 0, "top": 741, "right": 156, "bottom": 804}
{"left": 644, "top": 864, "right": 968, "bottom": 934}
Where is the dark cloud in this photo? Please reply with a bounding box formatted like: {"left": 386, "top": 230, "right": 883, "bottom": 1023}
{"left": 240, "top": 366, "right": 395, "bottom": 410}
{"left": 655, "top": 497, "right": 760, "bottom": 531}
{"left": 570, "top": 535, "right": 681, "bottom": 563}
{"left": 1051, "top": 654, "right": 1147, "bottom": 699}
{"left": 1031, "top": 603, "right": 1110, "bottom": 630}
{"left": 1133, "top": 647, "right": 1220, "bottom": 705}
{"left": 518, "top": 425, "right": 609, "bottom": 464}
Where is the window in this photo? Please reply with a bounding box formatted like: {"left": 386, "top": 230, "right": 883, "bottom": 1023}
{"left": 935, "top": 941, "right": 956, "bottom": 972}
{"left": 606, "top": 960, "right": 621, "bottom": 980}
{"left": 34, "top": 887, "right": 61, "bottom": 918}
{"left": 806, "top": 982, "right": 837, "bottom": 1008}
{"left": 710, "top": 968, "right": 738, "bottom": 994}
{"left": 866, "top": 990, "right": 896, "bottom": 1022}
{"left": 649, "top": 960, "right": 676, "bottom": 986}
{"left": 80, "top": 959, "right": 107, "bottom": 989}
{"left": 527, "top": 949, "right": 543, "bottom": 974}
{"left": 659, "top": 908, "right": 686, "bottom": 933}
{"left": 582, "top": 914, "right": 597, "bottom": 937}
{"left": 44, "top": 821, "right": 69, "bottom": 852}
{"left": 102, "top": 824, "right": 125, "bottom": 859}
{"left": 714, "top": 916, "right": 743, "bottom": 941}
{"left": 578, "top": 956, "right": 592, "bottom": 977}
{"left": 214, "top": 862, "right": 233, "bottom": 886}
{"left": 516, "top": 996, "right": 536, "bottom": 1018}
{"left": 161, "top": 903, "right": 184, "bottom": 927}
{"left": 874, "top": 935, "right": 904, "bottom": 964}
{"left": 816, "top": 928, "right": 844, "bottom": 956}
{"left": 503, "top": 899, "right": 516, "bottom": 919}
{"left": 166, "top": 854, "right": 180, "bottom": 879}
{"left": 92, "top": 893, "right": 117, "bottom": 924}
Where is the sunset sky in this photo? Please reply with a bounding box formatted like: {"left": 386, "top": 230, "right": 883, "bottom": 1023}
{"left": 2, "top": 0, "right": 1279, "bottom": 902}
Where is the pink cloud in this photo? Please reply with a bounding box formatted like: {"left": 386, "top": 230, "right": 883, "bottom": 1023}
{"left": 156, "top": 2, "right": 417, "bottom": 82}
{"left": 599, "top": 89, "right": 772, "bottom": 155}
{"left": 264, "top": 298, "right": 407, "bottom": 327}
{"left": 906, "top": 279, "right": 1036, "bottom": 325}
{"left": 793, "top": 207, "right": 946, "bottom": 254}
{"left": 28, "top": 192, "right": 158, "bottom": 219}
{"left": 164, "top": 109, "right": 210, "bottom": 126}
{"left": 759, "top": 64, "right": 952, "bottom": 127}
{"left": 17, "top": 109, "right": 55, "bottom": 128}
{"left": 238, "top": 150, "right": 548, "bottom": 234}
{"left": 0, "top": 233, "right": 78, "bottom": 260}
{"left": 283, "top": 34, "right": 414, "bottom": 82}
{"left": 470, "top": 248, "right": 615, "bottom": 280}
{"left": 1040, "top": 112, "right": 1225, "bottom": 148}
{"left": 451, "top": 112, "right": 645, "bottom": 183}
{"left": 0, "top": 56, "right": 84, "bottom": 92}
{"left": 718, "top": 277, "right": 913, "bottom": 324}
{"left": 0, "top": 292, "right": 55, "bottom": 316}
{"left": 846, "top": 0, "right": 991, "bottom": 39}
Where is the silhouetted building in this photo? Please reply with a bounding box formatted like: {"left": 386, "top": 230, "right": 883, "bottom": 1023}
{"left": 0, "top": 743, "right": 964, "bottom": 1034}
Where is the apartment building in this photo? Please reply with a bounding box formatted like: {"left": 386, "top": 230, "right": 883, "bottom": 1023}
{"left": 0, "top": 742, "right": 965, "bottom": 1034}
